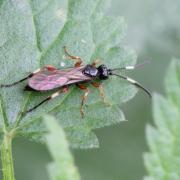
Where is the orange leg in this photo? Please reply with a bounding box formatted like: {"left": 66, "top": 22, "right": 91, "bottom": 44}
{"left": 91, "top": 82, "right": 111, "bottom": 106}
{"left": 91, "top": 59, "right": 101, "bottom": 67}
{"left": 44, "top": 65, "right": 57, "bottom": 71}
{"left": 76, "top": 84, "right": 90, "bottom": 118}
{"left": 63, "top": 46, "right": 83, "bottom": 67}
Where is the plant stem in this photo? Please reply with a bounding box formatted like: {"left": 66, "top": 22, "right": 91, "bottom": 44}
{"left": 1, "top": 131, "right": 15, "bottom": 180}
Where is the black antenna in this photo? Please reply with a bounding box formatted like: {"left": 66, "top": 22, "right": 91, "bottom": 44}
{"left": 111, "top": 73, "right": 151, "bottom": 98}
{"left": 111, "top": 61, "right": 150, "bottom": 71}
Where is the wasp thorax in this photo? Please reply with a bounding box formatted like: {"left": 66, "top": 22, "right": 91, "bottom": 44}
{"left": 83, "top": 65, "right": 99, "bottom": 77}
{"left": 97, "top": 65, "right": 109, "bottom": 80}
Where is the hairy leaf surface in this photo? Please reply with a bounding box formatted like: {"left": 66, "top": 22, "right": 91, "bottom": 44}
{"left": 44, "top": 115, "right": 80, "bottom": 180}
{"left": 144, "top": 59, "right": 180, "bottom": 180}
{"left": 0, "top": 0, "right": 137, "bottom": 148}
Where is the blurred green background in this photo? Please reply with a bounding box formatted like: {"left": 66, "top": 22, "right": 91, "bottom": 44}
{"left": 1, "top": 0, "right": 180, "bottom": 179}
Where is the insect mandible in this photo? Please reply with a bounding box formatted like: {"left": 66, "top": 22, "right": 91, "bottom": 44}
{"left": 0, "top": 46, "right": 151, "bottom": 118}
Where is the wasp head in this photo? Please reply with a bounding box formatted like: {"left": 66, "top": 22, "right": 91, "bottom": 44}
{"left": 97, "top": 64, "right": 111, "bottom": 80}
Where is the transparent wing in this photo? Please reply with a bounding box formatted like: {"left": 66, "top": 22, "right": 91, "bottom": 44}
{"left": 28, "top": 66, "right": 91, "bottom": 91}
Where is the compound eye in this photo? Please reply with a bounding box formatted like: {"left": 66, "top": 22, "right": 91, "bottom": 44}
{"left": 101, "top": 73, "right": 108, "bottom": 80}
{"left": 98, "top": 65, "right": 108, "bottom": 80}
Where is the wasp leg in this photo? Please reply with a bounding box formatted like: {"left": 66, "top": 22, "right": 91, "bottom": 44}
{"left": 91, "top": 59, "right": 101, "bottom": 67}
{"left": 0, "top": 65, "right": 58, "bottom": 89}
{"left": 44, "top": 65, "right": 57, "bottom": 71}
{"left": 0, "top": 76, "right": 30, "bottom": 88}
{"left": 76, "top": 84, "right": 90, "bottom": 118}
{"left": 24, "top": 86, "right": 69, "bottom": 115}
{"left": 91, "top": 82, "right": 111, "bottom": 106}
{"left": 0, "top": 68, "right": 42, "bottom": 88}
{"left": 63, "top": 46, "right": 83, "bottom": 67}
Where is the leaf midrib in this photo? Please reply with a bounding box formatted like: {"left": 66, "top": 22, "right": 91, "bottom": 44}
{"left": 12, "top": 0, "right": 69, "bottom": 128}
{"left": 28, "top": 0, "right": 42, "bottom": 52}
{"left": 14, "top": 0, "right": 101, "bottom": 129}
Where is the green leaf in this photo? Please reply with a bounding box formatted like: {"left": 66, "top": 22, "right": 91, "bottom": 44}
{"left": 44, "top": 115, "right": 80, "bottom": 180}
{"left": 0, "top": 131, "right": 2, "bottom": 146}
{"left": 165, "top": 58, "right": 180, "bottom": 107}
{"left": 0, "top": 0, "right": 137, "bottom": 148}
{"left": 144, "top": 59, "right": 180, "bottom": 180}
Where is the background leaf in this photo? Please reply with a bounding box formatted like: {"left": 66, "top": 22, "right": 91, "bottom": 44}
{"left": 44, "top": 115, "right": 80, "bottom": 180}
{"left": 144, "top": 59, "right": 180, "bottom": 180}
{"left": 0, "top": 0, "right": 137, "bottom": 148}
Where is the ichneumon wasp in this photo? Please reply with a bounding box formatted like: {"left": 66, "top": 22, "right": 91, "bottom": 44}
{"left": 0, "top": 47, "right": 151, "bottom": 118}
